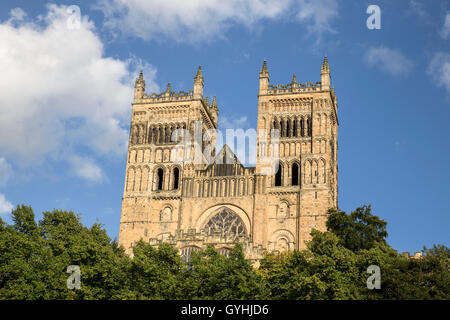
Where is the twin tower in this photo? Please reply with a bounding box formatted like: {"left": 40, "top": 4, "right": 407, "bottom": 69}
{"left": 119, "top": 58, "right": 339, "bottom": 261}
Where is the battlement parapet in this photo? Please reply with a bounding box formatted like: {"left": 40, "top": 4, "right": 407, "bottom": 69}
{"left": 401, "top": 251, "right": 424, "bottom": 259}
{"left": 142, "top": 90, "right": 194, "bottom": 103}
{"left": 267, "top": 82, "right": 322, "bottom": 95}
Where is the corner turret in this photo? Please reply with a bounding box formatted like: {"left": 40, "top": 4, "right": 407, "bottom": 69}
{"left": 321, "top": 56, "right": 331, "bottom": 90}
{"left": 193, "top": 66, "right": 204, "bottom": 99}
{"left": 259, "top": 60, "right": 269, "bottom": 95}
{"left": 134, "top": 70, "right": 145, "bottom": 100}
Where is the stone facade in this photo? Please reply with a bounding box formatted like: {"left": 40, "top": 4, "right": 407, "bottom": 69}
{"left": 118, "top": 58, "right": 339, "bottom": 261}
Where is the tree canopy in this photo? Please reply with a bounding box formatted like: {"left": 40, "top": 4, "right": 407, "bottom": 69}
{"left": 0, "top": 204, "right": 448, "bottom": 300}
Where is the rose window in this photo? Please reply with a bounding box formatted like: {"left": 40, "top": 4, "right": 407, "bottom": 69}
{"left": 205, "top": 208, "right": 246, "bottom": 240}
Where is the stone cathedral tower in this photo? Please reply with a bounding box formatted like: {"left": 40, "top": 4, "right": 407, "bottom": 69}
{"left": 119, "top": 58, "right": 338, "bottom": 260}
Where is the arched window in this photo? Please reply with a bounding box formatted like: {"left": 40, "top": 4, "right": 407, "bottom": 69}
{"left": 159, "top": 126, "right": 163, "bottom": 143}
{"left": 205, "top": 208, "right": 247, "bottom": 240}
{"left": 147, "top": 126, "right": 152, "bottom": 143}
{"left": 293, "top": 119, "right": 297, "bottom": 137}
{"left": 307, "top": 117, "right": 312, "bottom": 136}
{"left": 152, "top": 127, "right": 157, "bottom": 143}
{"left": 166, "top": 125, "right": 171, "bottom": 143}
{"left": 300, "top": 118, "right": 305, "bottom": 137}
{"left": 173, "top": 167, "right": 180, "bottom": 189}
{"left": 286, "top": 119, "right": 290, "bottom": 137}
{"left": 275, "top": 163, "right": 282, "bottom": 186}
{"left": 157, "top": 168, "right": 164, "bottom": 190}
{"left": 292, "top": 162, "right": 299, "bottom": 186}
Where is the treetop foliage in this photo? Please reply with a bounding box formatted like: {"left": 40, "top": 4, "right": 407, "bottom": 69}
{"left": 0, "top": 204, "right": 448, "bottom": 300}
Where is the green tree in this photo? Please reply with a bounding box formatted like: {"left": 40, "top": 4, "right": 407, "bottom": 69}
{"left": 0, "top": 205, "right": 58, "bottom": 299}
{"left": 38, "top": 209, "right": 134, "bottom": 299}
{"left": 12, "top": 205, "right": 38, "bottom": 236}
{"left": 129, "top": 241, "right": 183, "bottom": 299}
{"left": 0, "top": 206, "right": 134, "bottom": 299}
{"left": 326, "top": 205, "right": 388, "bottom": 252}
{"left": 375, "top": 244, "right": 450, "bottom": 299}
{"left": 180, "top": 244, "right": 266, "bottom": 299}
{"left": 1, "top": 204, "right": 448, "bottom": 300}
{"left": 259, "top": 205, "right": 449, "bottom": 300}
{"left": 259, "top": 231, "right": 368, "bottom": 300}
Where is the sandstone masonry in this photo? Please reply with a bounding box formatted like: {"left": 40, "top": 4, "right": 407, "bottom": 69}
{"left": 118, "top": 58, "right": 339, "bottom": 261}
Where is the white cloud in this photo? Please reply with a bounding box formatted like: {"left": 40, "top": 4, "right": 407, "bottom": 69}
{"left": 68, "top": 155, "right": 105, "bottom": 184}
{"left": 98, "top": 0, "right": 338, "bottom": 43}
{"left": 217, "top": 115, "right": 256, "bottom": 165}
{"left": 9, "top": 8, "right": 27, "bottom": 21}
{"left": 364, "top": 46, "right": 414, "bottom": 76}
{"left": 0, "top": 158, "right": 12, "bottom": 187}
{"left": 427, "top": 52, "right": 450, "bottom": 92}
{"left": 0, "top": 5, "right": 158, "bottom": 181}
{"left": 296, "top": 0, "right": 339, "bottom": 38}
{"left": 219, "top": 115, "right": 249, "bottom": 130}
{"left": 441, "top": 13, "right": 450, "bottom": 39}
{"left": 0, "top": 193, "right": 14, "bottom": 215}
{"left": 408, "top": 1, "right": 429, "bottom": 22}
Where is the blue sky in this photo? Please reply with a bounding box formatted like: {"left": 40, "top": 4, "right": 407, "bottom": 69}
{"left": 0, "top": 0, "right": 449, "bottom": 254}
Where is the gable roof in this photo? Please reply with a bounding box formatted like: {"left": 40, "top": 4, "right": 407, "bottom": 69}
{"left": 214, "top": 144, "right": 242, "bottom": 165}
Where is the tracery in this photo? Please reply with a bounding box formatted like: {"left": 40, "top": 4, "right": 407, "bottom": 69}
{"left": 205, "top": 208, "right": 246, "bottom": 240}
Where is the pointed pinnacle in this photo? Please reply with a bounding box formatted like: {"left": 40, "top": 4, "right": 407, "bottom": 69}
{"left": 292, "top": 73, "right": 297, "bottom": 84}
{"left": 166, "top": 82, "right": 171, "bottom": 92}
{"left": 135, "top": 70, "right": 145, "bottom": 87}
{"left": 260, "top": 60, "right": 269, "bottom": 78}
{"left": 212, "top": 96, "right": 217, "bottom": 107}
{"left": 261, "top": 60, "right": 268, "bottom": 73}
{"left": 322, "top": 56, "right": 329, "bottom": 72}
{"left": 195, "top": 66, "right": 203, "bottom": 78}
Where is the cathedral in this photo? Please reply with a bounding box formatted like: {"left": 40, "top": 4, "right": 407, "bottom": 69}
{"left": 118, "top": 58, "right": 339, "bottom": 261}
